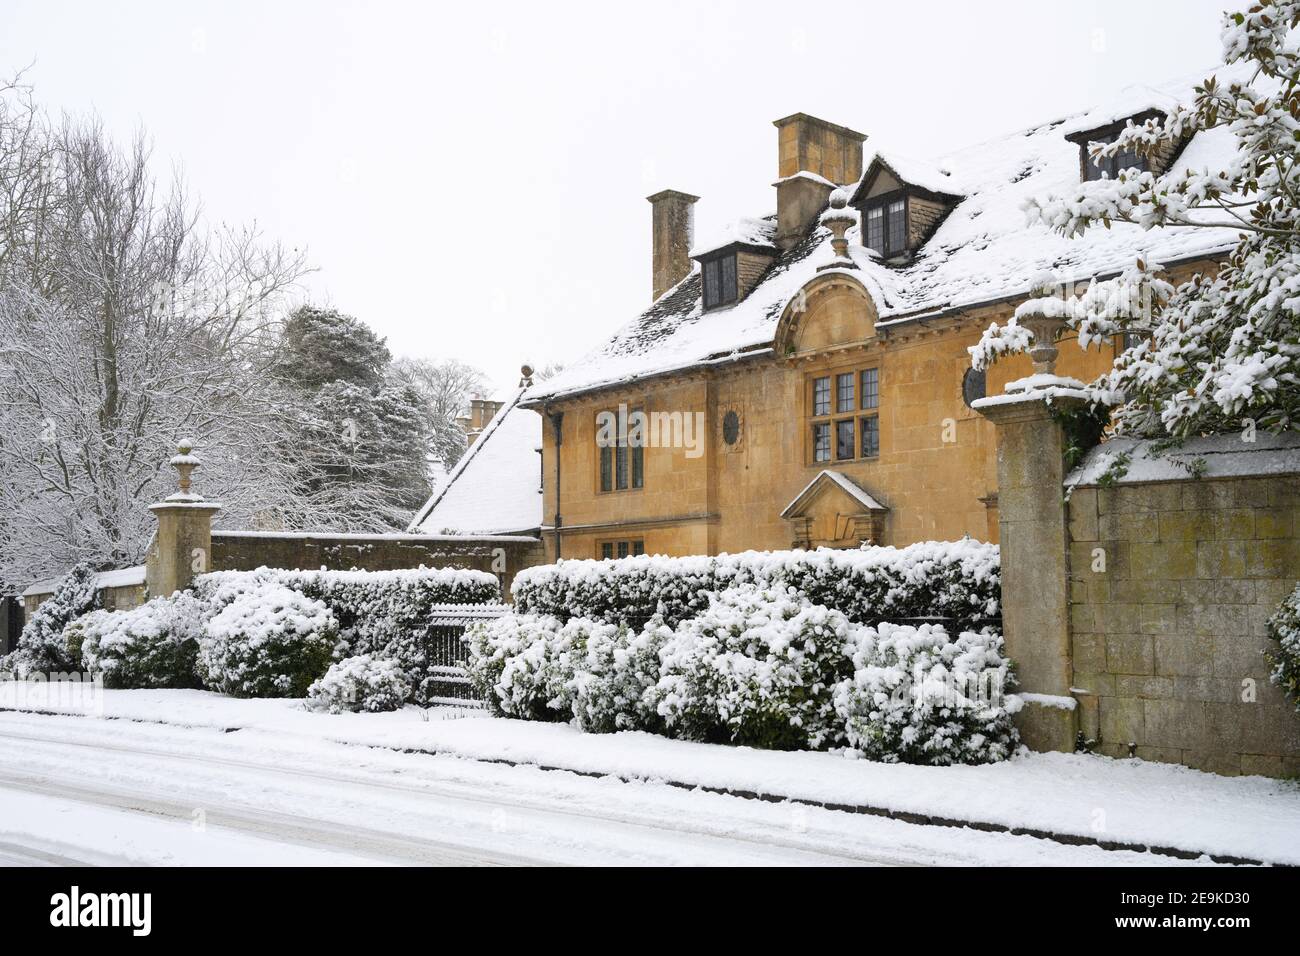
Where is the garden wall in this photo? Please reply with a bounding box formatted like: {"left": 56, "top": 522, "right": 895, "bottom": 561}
{"left": 209, "top": 531, "right": 547, "bottom": 601}
{"left": 1066, "top": 435, "right": 1300, "bottom": 777}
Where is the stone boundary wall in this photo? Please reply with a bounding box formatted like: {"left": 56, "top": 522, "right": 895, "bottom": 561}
{"left": 210, "top": 530, "right": 548, "bottom": 601}
{"left": 1067, "top": 472, "right": 1300, "bottom": 777}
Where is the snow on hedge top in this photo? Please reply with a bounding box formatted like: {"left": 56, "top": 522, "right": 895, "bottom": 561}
{"left": 1068, "top": 430, "right": 1300, "bottom": 487}
{"left": 527, "top": 67, "right": 1242, "bottom": 403}
{"left": 408, "top": 388, "right": 543, "bottom": 536}
{"left": 688, "top": 215, "right": 778, "bottom": 259}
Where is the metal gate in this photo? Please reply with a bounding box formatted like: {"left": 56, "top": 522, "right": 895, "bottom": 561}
{"left": 419, "top": 603, "right": 509, "bottom": 707}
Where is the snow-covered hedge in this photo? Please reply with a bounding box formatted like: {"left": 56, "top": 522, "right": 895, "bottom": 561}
{"left": 833, "top": 623, "right": 1017, "bottom": 766}
{"left": 469, "top": 585, "right": 1019, "bottom": 763}
{"left": 0, "top": 563, "right": 99, "bottom": 677}
{"left": 655, "top": 586, "right": 854, "bottom": 749}
{"left": 76, "top": 593, "right": 206, "bottom": 689}
{"left": 306, "top": 654, "right": 411, "bottom": 714}
{"left": 197, "top": 565, "right": 500, "bottom": 704}
{"left": 512, "top": 540, "right": 1000, "bottom": 631}
{"left": 197, "top": 583, "right": 338, "bottom": 698}
{"left": 1267, "top": 582, "right": 1300, "bottom": 714}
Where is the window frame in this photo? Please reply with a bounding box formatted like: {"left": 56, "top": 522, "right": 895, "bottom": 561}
{"left": 701, "top": 250, "right": 739, "bottom": 310}
{"left": 806, "top": 365, "right": 881, "bottom": 465}
{"left": 598, "top": 538, "right": 644, "bottom": 560}
{"left": 596, "top": 405, "right": 646, "bottom": 494}
{"left": 859, "top": 190, "right": 909, "bottom": 258}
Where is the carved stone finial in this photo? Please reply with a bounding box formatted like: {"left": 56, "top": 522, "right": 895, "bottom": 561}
{"left": 169, "top": 438, "right": 202, "bottom": 497}
{"left": 817, "top": 188, "right": 858, "bottom": 271}
{"left": 520, "top": 364, "right": 535, "bottom": 387}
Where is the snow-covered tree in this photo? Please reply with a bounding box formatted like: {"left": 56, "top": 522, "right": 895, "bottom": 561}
{"left": 972, "top": 0, "right": 1300, "bottom": 439}
{"left": 275, "top": 306, "right": 432, "bottom": 529}
{"left": 391, "top": 356, "right": 490, "bottom": 474}
{"left": 0, "top": 89, "right": 310, "bottom": 590}
{"left": 0, "top": 563, "right": 98, "bottom": 676}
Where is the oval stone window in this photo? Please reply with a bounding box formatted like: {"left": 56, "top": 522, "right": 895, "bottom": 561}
{"left": 962, "top": 367, "right": 986, "bottom": 408}
{"left": 722, "top": 409, "right": 741, "bottom": 445}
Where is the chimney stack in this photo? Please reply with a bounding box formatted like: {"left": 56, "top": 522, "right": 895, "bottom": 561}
{"left": 772, "top": 114, "right": 867, "bottom": 251}
{"left": 647, "top": 189, "right": 700, "bottom": 301}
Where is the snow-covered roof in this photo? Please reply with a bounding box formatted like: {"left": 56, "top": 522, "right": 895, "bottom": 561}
{"left": 689, "top": 216, "right": 778, "bottom": 259}
{"left": 1069, "top": 431, "right": 1300, "bottom": 487}
{"left": 861, "top": 150, "right": 966, "bottom": 197}
{"left": 527, "top": 67, "right": 1243, "bottom": 405}
{"left": 408, "top": 389, "right": 543, "bottom": 536}
{"left": 22, "top": 565, "right": 146, "bottom": 599}
{"left": 780, "top": 470, "right": 887, "bottom": 518}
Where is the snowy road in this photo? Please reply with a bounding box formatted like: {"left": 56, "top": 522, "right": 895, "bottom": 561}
{"left": 0, "top": 712, "right": 1220, "bottom": 866}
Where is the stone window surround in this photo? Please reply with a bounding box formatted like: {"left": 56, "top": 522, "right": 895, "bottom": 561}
{"left": 805, "top": 362, "right": 880, "bottom": 466}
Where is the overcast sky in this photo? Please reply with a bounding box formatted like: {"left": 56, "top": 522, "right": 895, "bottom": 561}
{"left": 4, "top": 0, "right": 1228, "bottom": 394}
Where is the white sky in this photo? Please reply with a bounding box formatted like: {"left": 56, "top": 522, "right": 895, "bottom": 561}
{"left": 3, "top": 0, "right": 1227, "bottom": 394}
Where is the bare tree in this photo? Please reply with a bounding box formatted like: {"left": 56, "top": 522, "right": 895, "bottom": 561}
{"left": 391, "top": 356, "right": 490, "bottom": 473}
{"left": 0, "top": 106, "right": 310, "bottom": 589}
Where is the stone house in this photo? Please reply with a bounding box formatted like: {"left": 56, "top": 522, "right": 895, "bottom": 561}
{"left": 521, "top": 73, "right": 1238, "bottom": 562}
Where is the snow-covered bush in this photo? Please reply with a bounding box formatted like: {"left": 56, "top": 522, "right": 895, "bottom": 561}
{"left": 0, "top": 563, "right": 99, "bottom": 677}
{"left": 468, "top": 584, "right": 1018, "bottom": 764}
{"left": 197, "top": 583, "right": 338, "bottom": 698}
{"left": 465, "top": 612, "right": 568, "bottom": 720}
{"left": 306, "top": 654, "right": 411, "bottom": 714}
{"left": 78, "top": 592, "right": 206, "bottom": 689}
{"left": 513, "top": 539, "right": 1000, "bottom": 631}
{"left": 467, "top": 611, "right": 670, "bottom": 731}
{"left": 197, "top": 565, "right": 500, "bottom": 704}
{"left": 571, "top": 619, "right": 670, "bottom": 734}
{"left": 833, "top": 623, "right": 1018, "bottom": 766}
{"left": 1267, "top": 582, "right": 1300, "bottom": 713}
{"left": 654, "top": 586, "right": 856, "bottom": 750}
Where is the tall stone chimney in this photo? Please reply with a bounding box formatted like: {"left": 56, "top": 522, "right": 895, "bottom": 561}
{"left": 772, "top": 114, "right": 867, "bottom": 251}
{"left": 647, "top": 189, "right": 700, "bottom": 301}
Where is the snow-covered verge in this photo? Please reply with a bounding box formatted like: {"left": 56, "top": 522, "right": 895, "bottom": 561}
{"left": 3, "top": 685, "right": 1295, "bottom": 865}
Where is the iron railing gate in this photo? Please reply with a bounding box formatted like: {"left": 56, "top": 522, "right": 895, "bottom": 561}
{"left": 419, "top": 603, "right": 509, "bottom": 707}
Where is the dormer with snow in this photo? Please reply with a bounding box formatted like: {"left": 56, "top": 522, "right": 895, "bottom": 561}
{"left": 1060, "top": 87, "right": 1189, "bottom": 183}
{"left": 690, "top": 217, "right": 778, "bottom": 310}
{"left": 847, "top": 154, "right": 964, "bottom": 265}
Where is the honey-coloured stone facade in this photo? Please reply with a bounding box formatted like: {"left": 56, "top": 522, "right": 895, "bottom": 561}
{"left": 538, "top": 257, "right": 1220, "bottom": 564}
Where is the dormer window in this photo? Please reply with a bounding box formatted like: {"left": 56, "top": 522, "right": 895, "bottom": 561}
{"left": 701, "top": 252, "right": 738, "bottom": 309}
{"left": 691, "top": 221, "right": 778, "bottom": 311}
{"left": 863, "top": 196, "right": 907, "bottom": 258}
{"left": 1064, "top": 111, "right": 1178, "bottom": 184}
{"left": 849, "top": 154, "right": 963, "bottom": 264}
{"left": 1082, "top": 131, "right": 1147, "bottom": 181}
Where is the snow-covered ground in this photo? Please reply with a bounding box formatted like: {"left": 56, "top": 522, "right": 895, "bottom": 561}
{"left": 1, "top": 685, "right": 1296, "bottom": 866}
{"left": 0, "top": 709, "right": 1223, "bottom": 867}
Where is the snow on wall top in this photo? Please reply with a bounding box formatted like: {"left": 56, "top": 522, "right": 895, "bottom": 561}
{"left": 22, "top": 565, "right": 145, "bottom": 599}
{"left": 408, "top": 389, "right": 543, "bottom": 536}
{"left": 527, "top": 67, "right": 1242, "bottom": 405}
{"left": 1068, "top": 431, "right": 1300, "bottom": 488}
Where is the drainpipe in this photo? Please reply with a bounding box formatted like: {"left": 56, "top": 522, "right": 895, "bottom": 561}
{"left": 547, "top": 409, "right": 564, "bottom": 559}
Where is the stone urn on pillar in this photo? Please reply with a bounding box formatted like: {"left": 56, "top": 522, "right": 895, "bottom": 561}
{"left": 972, "top": 297, "right": 1101, "bottom": 752}
{"left": 145, "top": 439, "right": 222, "bottom": 598}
